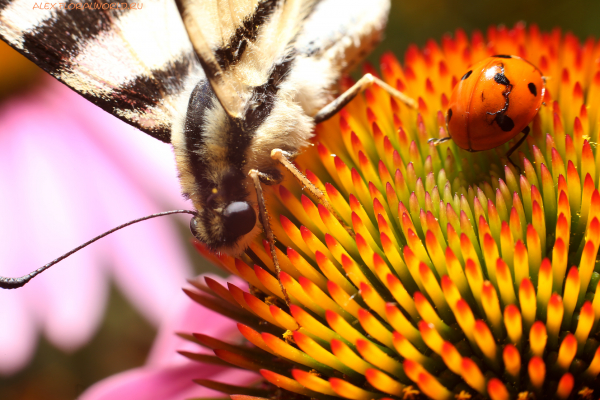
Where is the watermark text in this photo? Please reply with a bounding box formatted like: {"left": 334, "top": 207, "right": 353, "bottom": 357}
{"left": 33, "top": 2, "right": 143, "bottom": 10}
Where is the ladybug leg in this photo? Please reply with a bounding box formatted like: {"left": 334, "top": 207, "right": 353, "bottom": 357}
{"left": 428, "top": 137, "right": 452, "bottom": 146}
{"left": 506, "top": 126, "right": 531, "bottom": 169}
{"left": 314, "top": 74, "right": 417, "bottom": 123}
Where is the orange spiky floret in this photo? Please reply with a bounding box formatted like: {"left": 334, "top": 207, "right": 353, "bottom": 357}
{"left": 185, "top": 24, "right": 600, "bottom": 399}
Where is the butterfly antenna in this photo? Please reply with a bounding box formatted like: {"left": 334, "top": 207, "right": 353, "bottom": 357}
{"left": 0, "top": 210, "right": 198, "bottom": 289}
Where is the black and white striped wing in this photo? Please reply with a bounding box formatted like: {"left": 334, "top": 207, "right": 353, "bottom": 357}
{"left": 0, "top": 0, "right": 204, "bottom": 143}
{"left": 175, "top": 0, "right": 318, "bottom": 119}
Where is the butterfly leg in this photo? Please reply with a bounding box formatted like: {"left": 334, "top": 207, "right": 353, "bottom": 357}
{"left": 270, "top": 149, "right": 353, "bottom": 236}
{"left": 249, "top": 169, "right": 291, "bottom": 307}
{"left": 313, "top": 73, "right": 417, "bottom": 123}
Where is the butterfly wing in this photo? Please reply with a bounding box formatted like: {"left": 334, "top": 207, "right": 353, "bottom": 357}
{"left": 0, "top": 0, "right": 204, "bottom": 143}
{"left": 296, "top": 0, "right": 391, "bottom": 72}
{"left": 175, "top": 0, "right": 319, "bottom": 119}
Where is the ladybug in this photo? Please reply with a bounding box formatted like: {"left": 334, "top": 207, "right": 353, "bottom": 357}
{"left": 434, "top": 55, "right": 545, "bottom": 165}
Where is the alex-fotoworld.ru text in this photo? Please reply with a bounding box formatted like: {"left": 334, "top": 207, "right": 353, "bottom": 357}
{"left": 32, "top": 2, "right": 143, "bottom": 10}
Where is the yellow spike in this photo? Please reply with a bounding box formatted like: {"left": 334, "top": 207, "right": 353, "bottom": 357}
{"left": 562, "top": 266, "right": 580, "bottom": 329}
{"left": 556, "top": 333, "right": 577, "bottom": 372}
{"left": 504, "top": 305, "right": 522, "bottom": 348}
{"left": 419, "top": 321, "right": 445, "bottom": 355}
{"left": 356, "top": 339, "right": 406, "bottom": 379}
{"left": 365, "top": 369, "right": 405, "bottom": 397}
{"left": 425, "top": 230, "right": 448, "bottom": 277}
{"left": 513, "top": 240, "right": 529, "bottom": 292}
{"left": 574, "top": 301, "right": 594, "bottom": 353}
{"left": 317, "top": 204, "right": 358, "bottom": 257}
{"left": 403, "top": 246, "right": 426, "bottom": 293}
{"left": 276, "top": 186, "right": 319, "bottom": 234}
{"left": 519, "top": 278, "right": 536, "bottom": 334}
{"left": 414, "top": 292, "right": 455, "bottom": 340}
{"left": 287, "top": 248, "right": 328, "bottom": 291}
{"left": 327, "top": 281, "right": 361, "bottom": 318}
{"left": 298, "top": 276, "right": 351, "bottom": 320}
{"left": 496, "top": 258, "right": 517, "bottom": 306}
{"left": 301, "top": 195, "right": 328, "bottom": 235}
{"left": 234, "top": 259, "right": 272, "bottom": 296}
{"left": 289, "top": 304, "right": 348, "bottom": 345}
{"left": 503, "top": 344, "right": 521, "bottom": 381}
{"left": 404, "top": 359, "right": 453, "bottom": 400}
{"left": 530, "top": 321, "right": 547, "bottom": 357}
{"left": 269, "top": 305, "right": 299, "bottom": 331}
{"left": 330, "top": 339, "right": 375, "bottom": 375}
{"left": 261, "top": 332, "right": 333, "bottom": 374}
{"left": 326, "top": 310, "right": 374, "bottom": 349}
{"left": 279, "top": 272, "right": 323, "bottom": 315}
{"left": 329, "top": 377, "right": 381, "bottom": 400}
{"left": 243, "top": 292, "right": 285, "bottom": 328}
{"left": 406, "top": 229, "right": 435, "bottom": 268}
{"left": 373, "top": 253, "right": 395, "bottom": 288}
{"left": 440, "top": 341, "right": 462, "bottom": 375}
{"left": 474, "top": 320, "right": 500, "bottom": 370}
{"left": 461, "top": 357, "right": 487, "bottom": 395}
{"left": 445, "top": 247, "right": 470, "bottom": 300}
{"left": 261, "top": 369, "right": 316, "bottom": 397}
{"left": 583, "top": 346, "right": 600, "bottom": 380}
{"left": 465, "top": 259, "right": 484, "bottom": 315}
{"left": 291, "top": 369, "right": 337, "bottom": 396}
{"left": 293, "top": 331, "right": 358, "bottom": 377}
{"left": 357, "top": 308, "right": 394, "bottom": 348}
{"left": 418, "top": 263, "right": 453, "bottom": 321}
{"left": 254, "top": 265, "right": 285, "bottom": 299}
{"left": 301, "top": 226, "right": 334, "bottom": 259}
{"left": 340, "top": 254, "right": 371, "bottom": 289}
{"left": 482, "top": 234, "right": 500, "bottom": 288}
{"left": 392, "top": 331, "right": 436, "bottom": 370}
{"left": 349, "top": 193, "right": 377, "bottom": 236}
{"left": 315, "top": 251, "right": 355, "bottom": 295}
{"left": 481, "top": 281, "right": 503, "bottom": 339}
{"left": 380, "top": 232, "right": 413, "bottom": 287}
{"left": 280, "top": 216, "right": 314, "bottom": 257}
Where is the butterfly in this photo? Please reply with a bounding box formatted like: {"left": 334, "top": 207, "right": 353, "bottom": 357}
{"left": 0, "top": 0, "right": 415, "bottom": 289}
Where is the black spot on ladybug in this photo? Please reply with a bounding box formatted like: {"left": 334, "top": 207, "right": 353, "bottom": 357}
{"left": 528, "top": 83, "right": 537, "bottom": 96}
{"left": 461, "top": 70, "right": 472, "bottom": 81}
{"left": 495, "top": 114, "right": 515, "bottom": 132}
{"left": 492, "top": 55, "right": 513, "bottom": 59}
{"left": 494, "top": 73, "right": 510, "bottom": 86}
{"left": 447, "top": 108, "right": 453, "bottom": 124}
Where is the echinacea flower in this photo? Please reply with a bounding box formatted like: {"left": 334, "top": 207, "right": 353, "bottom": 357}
{"left": 0, "top": 74, "right": 193, "bottom": 375}
{"left": 88, "top": 24, "right": 600, "bottom": 399}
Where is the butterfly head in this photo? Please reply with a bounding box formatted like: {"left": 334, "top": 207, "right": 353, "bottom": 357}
{"left": 172, "top": 78, "right": 268, "bottom": 255}
{"left": 187, "top": 167, "right": 259, "bottom": 254}
{"left": 174, "top": 52, "right": 314, "bottom": 255}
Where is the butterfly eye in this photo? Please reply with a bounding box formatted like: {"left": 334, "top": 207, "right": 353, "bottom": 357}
{"left": 222, "top": 202, "right": 256, "bottom": 238}
{"left": 189, "top": 216, "right": 202, "bottom": 240}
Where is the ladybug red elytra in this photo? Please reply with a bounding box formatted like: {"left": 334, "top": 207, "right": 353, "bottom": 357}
{"left": 433, "top": 55, "right": 545, "bottom": 165}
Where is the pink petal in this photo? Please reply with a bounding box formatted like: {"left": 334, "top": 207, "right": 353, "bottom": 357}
{"left": 8, "top": 109, "right": 109, "bottom": 350}
{"left": 80, "top": 362, "right": 259, "bottom": 400}
{"left": 46, "top": 78, "right": 187, "bottom": 208}
{"left": 0, "top": 77, "right": 195, "bottom": 366}
{"left": 0, "top": 290, "right": 37, "bottom": 375}
{"left": 80, "top": 276, "right": 257, "bottom": 399}
{"left": 146, "top": 276, "right": 245, "bottom": 367}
